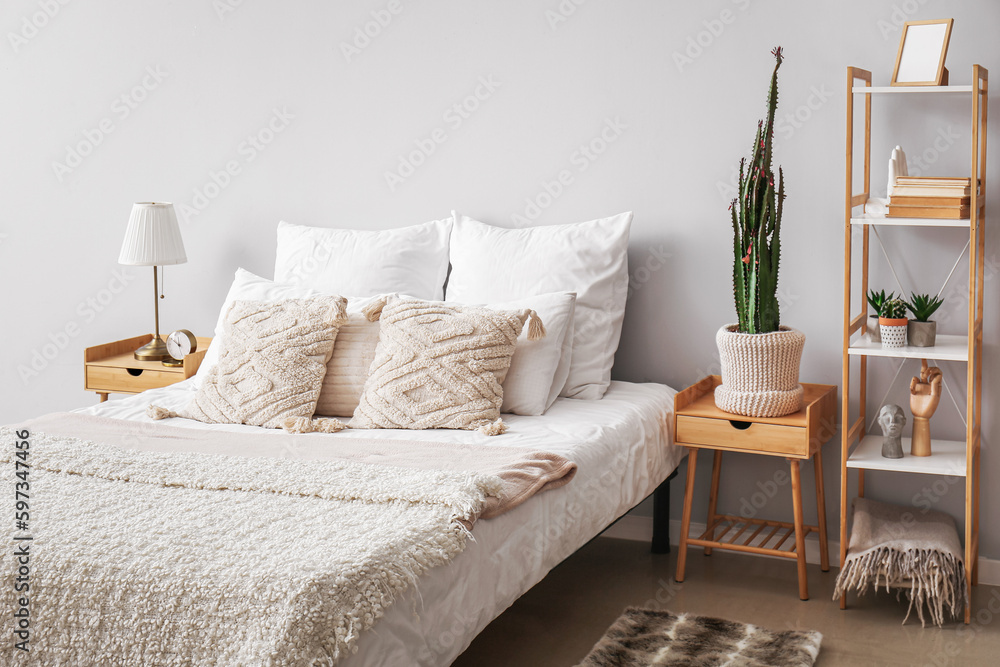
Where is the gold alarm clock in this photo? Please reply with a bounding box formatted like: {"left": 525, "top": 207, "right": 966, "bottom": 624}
{"left": 163, "top": 329, "right": 197, "bottom": 367}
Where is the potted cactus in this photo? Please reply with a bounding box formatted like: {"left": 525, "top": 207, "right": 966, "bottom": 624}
{"left": 715, "top": 46, "right": 806, "bottom": 418}
{"left": 906, "top": 293, "right": 944, "bottom": 347}
{"left": 866, "top": 289, "right": 896, "bottom": 343}
{"left": 879, "top": 298, "right": 908, "bottom": 348}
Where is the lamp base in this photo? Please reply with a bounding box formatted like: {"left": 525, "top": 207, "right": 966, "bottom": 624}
{"left": 134, "top": 336, "right": 170, "bottom": 361}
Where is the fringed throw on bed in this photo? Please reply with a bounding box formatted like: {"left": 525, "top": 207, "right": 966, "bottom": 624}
{"left": 0, "top": 422, "right": 573, "bottom": 665}
{"left": 833, "top": 497, "right": 967, "bottom": 626}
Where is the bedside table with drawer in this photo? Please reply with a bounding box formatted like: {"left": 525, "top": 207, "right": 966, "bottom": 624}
{"left": 84, "top": 334, "right": 211, "bottom": 402}
{"left": 674, "top": 375, "right": 837, "bottom": 600}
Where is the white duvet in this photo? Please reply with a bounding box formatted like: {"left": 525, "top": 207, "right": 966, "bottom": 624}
{"left": 77, "top": 379, "right": 680, "bottom": 666}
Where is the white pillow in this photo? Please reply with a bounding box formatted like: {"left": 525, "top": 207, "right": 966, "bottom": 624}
{"left": 446, "top": 212, "right": 632, "bottom": 400}
{"left": 491, "top": 292, "right": 576, "bottom": 416}
{"left": 274, "top": 218, "right": 452, "bottom": 299}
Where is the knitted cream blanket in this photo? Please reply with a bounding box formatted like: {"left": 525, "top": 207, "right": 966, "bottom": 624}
{"left": 0, "top": 426, "right": 504, "bottom": 666}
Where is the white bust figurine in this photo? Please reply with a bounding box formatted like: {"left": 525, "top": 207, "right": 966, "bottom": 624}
{"left": 878, "top": 404, "right": 906, "bottom": 459}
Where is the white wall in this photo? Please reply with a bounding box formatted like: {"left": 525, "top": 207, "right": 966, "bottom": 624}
{"left": 2, "top": 0, "right": 997, "bottom": 557}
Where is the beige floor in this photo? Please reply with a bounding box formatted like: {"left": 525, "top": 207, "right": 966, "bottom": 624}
{"left": 453, "top": 537, "right": 1000, "bottom": 666}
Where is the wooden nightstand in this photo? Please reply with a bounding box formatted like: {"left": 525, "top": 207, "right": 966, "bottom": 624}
{"left": 674, "top": 375, "right": 837, "bottom": 600}
{"left": 84, "top": 334, "right": 211, "bottom": 402}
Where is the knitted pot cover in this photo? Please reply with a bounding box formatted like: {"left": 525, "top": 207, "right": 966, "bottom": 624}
{"left": 714, "top": 324, "right": 806, "bottom": 418}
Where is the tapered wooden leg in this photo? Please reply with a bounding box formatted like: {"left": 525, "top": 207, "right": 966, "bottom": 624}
{"left": 790, "top": 459, "right": 808, "bottom": 600}
{"left": 675, "top": 449, "right": 698, "bottom": 583}
{"left": 813, "top": 449, "right": 830, "bottom": 572}
{"left": 704, "top": 450, "right": 723, "bottom": 556}
{"left": 99, "top": 393, "right": 108, "bottom": 403}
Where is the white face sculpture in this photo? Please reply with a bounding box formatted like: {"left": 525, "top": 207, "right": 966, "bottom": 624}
{"left": 878, "top": 404, "right": 906, "bottom": 438}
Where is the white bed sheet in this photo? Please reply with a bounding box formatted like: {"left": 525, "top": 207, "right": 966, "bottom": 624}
{"left": 75, "top": 379, "right": 681, "bottom": 666}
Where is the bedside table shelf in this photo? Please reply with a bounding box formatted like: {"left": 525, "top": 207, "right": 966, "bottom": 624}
{"left": 84, "top": 334, "right": 211, "bottom": 401}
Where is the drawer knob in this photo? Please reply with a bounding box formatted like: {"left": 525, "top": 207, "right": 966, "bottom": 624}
{"left": 126, "top": 368, "right": 145, "bottom": 377}
{"left": 728, "top": 419, "right": 752, "bottom": 430}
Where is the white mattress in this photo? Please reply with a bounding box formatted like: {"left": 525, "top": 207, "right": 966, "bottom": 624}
{"left": 76, "top": 379, "right": 681, "bottom": 666}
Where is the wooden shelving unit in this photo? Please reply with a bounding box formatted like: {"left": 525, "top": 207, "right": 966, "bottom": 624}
{"left": 839, "top": 65, "right": 988, "bottom": 623}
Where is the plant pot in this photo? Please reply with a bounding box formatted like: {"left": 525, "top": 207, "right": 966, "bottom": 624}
{"left": 907, "top": 320, "right": 937, "bottom": 347}
{"left": 879, "top": 317, "right": 908, "bottom": 348}
{"left": 714, "top": 324, "right": 806, "bottom": 418}
{"left": 867, "top": 315, "right": 881, "bottom": 343}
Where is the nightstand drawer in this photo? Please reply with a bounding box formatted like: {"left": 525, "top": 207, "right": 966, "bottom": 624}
{"left": 85, "top": 365, "right": 182, "bottom": 394}
{"left": 676, "top": 415, "right": 808, "bottom": 457}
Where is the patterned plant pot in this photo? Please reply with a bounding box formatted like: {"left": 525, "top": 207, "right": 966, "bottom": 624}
{"left": 714, "top": 324, "right": 806, "bottom": 418}
{"left": 879, "top": 317, "right": 908, "bottom": 348}
{"left": 868, "top": 315, "right": 881, "bottom": 343}
{"left": 907, "top": 320, "right": 937, "bottom": 347}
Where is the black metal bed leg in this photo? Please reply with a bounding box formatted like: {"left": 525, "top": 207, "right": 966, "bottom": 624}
{"left": 651, "top": 470, "right": 677, "bottom": 554}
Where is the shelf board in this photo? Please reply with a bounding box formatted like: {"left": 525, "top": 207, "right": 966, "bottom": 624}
{"left": 848, "top": 334, "right": 968, "bottom": 361}
{"left": 851, "top": 213, "right": 971, "bottom": 228}
{"left": 852, "top": 85, "right": 973, "bottom": 94}
{"left": 847, "top": 435, "right": 967, "bottom": 476}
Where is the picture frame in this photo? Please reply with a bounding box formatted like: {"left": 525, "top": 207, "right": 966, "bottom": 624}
{"left": 890, "top": 19, "right": 954, "bottom": 86}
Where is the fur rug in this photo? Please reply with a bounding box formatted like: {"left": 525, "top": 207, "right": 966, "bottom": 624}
{"left": 577, "top": 608, "right": 822, "bottom": 667}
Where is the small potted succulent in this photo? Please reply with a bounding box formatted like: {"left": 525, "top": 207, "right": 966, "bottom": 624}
{"left": 906, "top": 293, "right": 944, "bottom": 347}
{"left": 879, "top": 298, "right": 908, "bottom": 348}
{"left": 715, "top": 46, "right": 805, "bottom": 418}
{"left": 866, "top": 289, "right": 896, "bottom": 343}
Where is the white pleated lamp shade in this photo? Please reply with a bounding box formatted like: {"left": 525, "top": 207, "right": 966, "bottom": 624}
{"left": 118, "top": 202, "right": 187, "bottom": 266}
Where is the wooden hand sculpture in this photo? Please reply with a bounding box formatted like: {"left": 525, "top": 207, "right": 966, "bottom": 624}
{"left": 909, "top": 361, "right": 942, "bottom": 456}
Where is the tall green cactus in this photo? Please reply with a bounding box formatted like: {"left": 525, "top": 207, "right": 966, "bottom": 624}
{"left": 731, "top": 47, "right": 786, "bottom": 334}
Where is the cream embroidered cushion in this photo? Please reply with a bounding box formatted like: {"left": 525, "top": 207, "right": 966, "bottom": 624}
{"left": 350, "top": 296, "right": 544, "bottom": 434}
{"left": 177, "top": 297, "right": 347, "bottom": 429}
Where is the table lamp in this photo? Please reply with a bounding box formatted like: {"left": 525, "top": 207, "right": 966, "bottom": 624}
{"left": 118, "top": 202, "right": 187, "bottom": 361}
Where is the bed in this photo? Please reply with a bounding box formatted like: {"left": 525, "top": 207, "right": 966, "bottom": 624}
{"left": 6, "top": 209, "right": 683, "bottom": 664}
{"left": 67, "top": 377, "right": 681, "bottom": 665}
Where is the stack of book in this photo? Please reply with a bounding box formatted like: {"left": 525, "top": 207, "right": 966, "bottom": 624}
{"left": 888, "top": 177, "right": 974, "bottom": 219}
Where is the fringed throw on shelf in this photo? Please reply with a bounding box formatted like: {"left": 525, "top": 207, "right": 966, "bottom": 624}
{"left": 833, "top": 497, "right": 967, "bottom": 626}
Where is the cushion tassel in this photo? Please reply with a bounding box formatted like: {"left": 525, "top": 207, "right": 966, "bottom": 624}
{"left": 527, "top": 310, "right": 546, "bottom": 341}
{"left": 478, "top": 418, "right": 507, "bottom": 436}
{"left": 363, "top": 296, "right": 389, "bottom": 322}
{"left": 282, "top": 417, "right": 347, "bottom": 434}
{"left": 146, "top": 405, "right": 179, "bottom": 420}
{"left": 328, "top": 295, "right": 349, "bottom": 325}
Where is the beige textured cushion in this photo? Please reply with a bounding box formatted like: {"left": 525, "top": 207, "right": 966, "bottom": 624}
{"left": 313, "top": 296, "right": 385, "bottom": 418}
{"left": 350, "top": 296, "right": 544, "bottom": 434}
{"left": 178, "top": 297, "right": 347, "bottom": 429}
